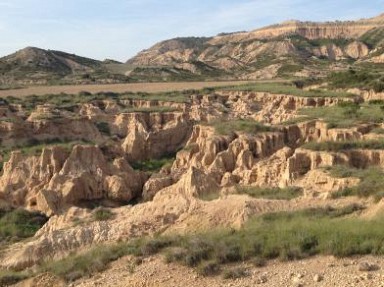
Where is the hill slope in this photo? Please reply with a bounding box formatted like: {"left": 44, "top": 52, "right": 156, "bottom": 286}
{"left": 2, "top": 13, "right": 384, "bottom": 86}
{"left": 127, "top": 13, "right": 384, "bottom": 80}
{"left": 0, "top": 47, "right": 130, "bottom": 87}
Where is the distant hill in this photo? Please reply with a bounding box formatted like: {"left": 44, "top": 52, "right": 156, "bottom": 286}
{"left": 2, "top": 13, "right": 384, "bottom": 87}
{"left": 126, "top": 13, "right": 384, "bottom": 80}
{"left": 0, "top": 47, "right": 130, "bottom": 87}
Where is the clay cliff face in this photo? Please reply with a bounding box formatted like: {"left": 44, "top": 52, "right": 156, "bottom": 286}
{"left": 0, "top": 145, "right": 148, "bottom": 215}
{"left": 125, "top": 14, "right": 384, "bottom": 80}
{"left": 210, "top": 16, "right": 384, "bottom": 44}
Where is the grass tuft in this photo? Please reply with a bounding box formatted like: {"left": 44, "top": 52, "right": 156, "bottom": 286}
{"left": 237, "top": 186, "right": 303, "bottom": 200}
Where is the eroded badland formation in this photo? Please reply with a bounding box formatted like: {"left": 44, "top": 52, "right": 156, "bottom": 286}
{"left": 1, "top": 13, "right": 384, "bottom": 287}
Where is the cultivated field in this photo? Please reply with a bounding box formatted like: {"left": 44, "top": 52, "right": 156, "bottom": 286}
{"left": 0, "top": 81, "right": 251, "bottom": 97}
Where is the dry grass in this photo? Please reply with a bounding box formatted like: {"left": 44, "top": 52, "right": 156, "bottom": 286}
{"left": 0, "top": 81, "right": 252, "bottom": 98}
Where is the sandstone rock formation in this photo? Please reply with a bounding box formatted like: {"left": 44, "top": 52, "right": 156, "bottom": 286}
{"left": 0, "top": 145, "right": 147, "bottom": 215}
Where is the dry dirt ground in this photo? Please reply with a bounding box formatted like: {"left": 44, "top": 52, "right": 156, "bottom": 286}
{"left": 0, "top": 81, "right": 251, "bottom": 97}
{"left": 15, "top": 254, "right": 384, "bottom": 287}
{"left": 70, "top": 255, "right": 384, "bottom": 287}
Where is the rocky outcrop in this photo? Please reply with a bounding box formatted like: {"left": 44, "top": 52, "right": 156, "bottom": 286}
{"left": 347, "top": 88, "right": 384, "bottom": 101}
{"left": 216, "top": 91, "right": 353, "bottom": 124}
{"left": 297, "top": 169, "right": 360, "bottom": 197}
{"left": 0, "top": 145, "right": 147, "bottom": 215}
{"left": 173, "top": 125, "right": 286, "bottom": 181}
{"left": 126, "top": 14, "right": 384, "bottom": 80}
{"left": 210, "top": 17, "right": 384, "bottom": 44}
{"left": 119, "top": 112, "right": 192, "bottom": 162}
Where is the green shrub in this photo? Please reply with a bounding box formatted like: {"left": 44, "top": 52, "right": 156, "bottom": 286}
{"left": 372, "top": 81, "right": 384, "bottom": 93}
{"left": 328, "top": 166, "right": 384, "bottom": 201}
{"left": 224, "top": 82, "right": 354, "bottom": 98}
{"left": 196, "top": 261, "right": 221, "bottom": 277}
{"left": 131, "top": 155, "right": 175, "bottom": 172}
{"left": 43, "top": 243, "right": 133, "bottom": 281}
{"left": 0, "top": 208, "right": 48, "bottom": 243}
{"left": 164, "top": 248, "right": 187, "bottom": 263}
{"left": 140, "top": 237, "right": 174, "bottom": 256}
{"left": 237, "top": 186, "right": 303, "bottom": 200}
{"left": 222, "top": 267, "right": 248, "bottom": 279}
{"left": 298, "top": 102, "right": 384, "bottom": 128}
{"left": 252, "top": 257, "right": 267, "bottom": 268}
{"left": 278, "top": 64, "right": 303, "bottom": 76}
{"left": 27, "top": 204, "right": 382, "bottom": 282}
{"left": 92, "top": 208, "right": 114, "bottom": 221}
{"left": 302, "top": 140, "right": 384, "bottom": 152}
{"left": 211, "top": 119, "right": 273, "bottom": 135}
{"left": 95, "top": 122, "right": 111, "bottom": 135}
{"left": 0, "top": 271, "right": 29, "bottom": 286}
{"left": 371, "top": 128, "right": 384, "bottom": 134}
{"left": 199, "top": 191, "right": 221, "bottom": 201}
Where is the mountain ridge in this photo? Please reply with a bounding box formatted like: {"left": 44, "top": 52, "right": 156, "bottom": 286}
{"left": 1, "top": 13, "right": 384, "bottom": 86}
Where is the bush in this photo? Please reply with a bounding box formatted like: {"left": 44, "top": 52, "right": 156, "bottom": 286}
{"left": 92, "top": 208, "right": 114, "bottom": 221}
{"left": 196, "top": 261, "right": 220, "bottom": 277}
{"left": 252, "top": 257, "right": 267, "bottom": 268}
{"left": 328, "top": 166, "right": 384, "bottom": 201}
{"left": 300, "top": 100, "right": 384, "bottom": 128}
{"left": 20, "top": 204, "right": 383, "bottom": 282}
{"left": 211, "top": 119, "right": 273, "bottom": 136}
{"left": 43, "top": 243, "right": 132, "bottom": 281}
{"left": 0, "top": 271, "right": 29, "bottom": 286}
{"left": 224, "top": 82, "right": 353, "bottom": 98}
{"left": 199, "top": 191, "right": 221, "bottom": 201}
{"left": 372, "top": 81, "right": 384, "bottom": 93}
{"left": 131, "top": 155, "right": 175, "bottom": 172}
{"left": 140, "top": 237, "right": 174, "bottom": 256}
{"left": 237, "top": 186, "right": 303, "bottom": 200}
{"left": 302, "top": 140, "right": 384, "bottom": 152}
{"left": 95, "top": 122, "right": 111, "bottom": 135}
{"left": 0, "top": 208, "right": 48, "bottom": 242}
{"left": 222, "top": 267, "right": 248, "bottom": 279}
{"left": 215, "top": 243, "right": 242, "bottom": 263}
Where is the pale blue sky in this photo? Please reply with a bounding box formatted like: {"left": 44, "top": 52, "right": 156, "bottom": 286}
{"left": 0, "top": 0, "right": 383, "bottom": 61}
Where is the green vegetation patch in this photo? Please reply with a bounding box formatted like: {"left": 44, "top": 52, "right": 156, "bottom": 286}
{"left": 327, "top": 166, "right": 384, "bottom": 202}
{"left": 327, "top": 69, "right": 384, "bottom": 92}
{"left": 298, "top": 101, "right": 384, "bottom": 128}
{"left": 131, "top": 155, "right": 175, "bottom": 172}
{"left": 302, "top": 139, "right": 384, "bottom": 152}
{"left": 0, "top": 208, "right": 48, "bottom": 243}
{"left": 359, "top": 27, "right": 384, "bottom": 48}
{"left": 237, "top": 186, "right": 303, "bottom": 200}
{"left": 223, "top": 82, "right": 354, "bottom": 98}
{"left": 0, "top": 270, "right": 30, "bottom": 286}
{"left": 6, "top": 205, "right": 378, "bottom": 282}
{"left": 0, "top": 89, "right": 199, "bottom": 113}
{"left": 130, "top": 205, "right": 368, "bottom": 276}
{"left": 42, "top": 243, "right": 138, "bottom": 282}
{"left": 277, "top": 64, "right": 303, "bottom": 76}
{"left": 120, "top": 106, "right": 179, "bottom": 113}
{"left": 95, "top": 122, "right": 111, "bottom": 135}
{"left": 92, "top": 207, "right": 115, "bottom": 221}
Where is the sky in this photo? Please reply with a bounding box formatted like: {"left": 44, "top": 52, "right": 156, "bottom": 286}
{"left": 0, "top": 0, "right": 383, "bottom": 62}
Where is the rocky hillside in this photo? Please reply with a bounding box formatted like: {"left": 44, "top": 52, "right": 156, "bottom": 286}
{"left": 0, "top": 47, "right": 130, "bottom": 87}
{"left": 1, "top": 81, "right": 384, "bottom": 285}
{"left": 127, "top": 14, "right": 384, "bottom": 80}
{"left": 2, "top": 14, "right": 384, "bottom": 87}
